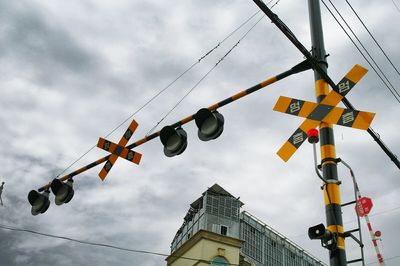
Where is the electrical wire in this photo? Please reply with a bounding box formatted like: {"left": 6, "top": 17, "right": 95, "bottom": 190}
{"left": 328, "top": 0, "right": 400, "bottom": 101}
{"left": 145, "top": 14, "right": 266, "bottom": 136}
{"left": 344, "top": 205, "right": 400, "bottom": 225}
{"left": 369, "top": 206, "right": 400, "bottom": 217}
{"left": 53, "top": 9, "right": 267, "bottom": 179}
{"left": 0, "top": 224, "right": 240, "bottom": 265}
{"left": 345, "top": 0, "right": 400, "bottom": 77}
{"left": 270, "top": 0, "right": 282, "bottom": 9}
{"left": 391, "top": 0, "right": 400, "bottom": 13}
{"left": 146, "top": 0, "right": 285, "bottom": 135}
{"left": 321, "top": 0, "right": 400, "bottom": 103}
{"left": 290, "top": 204, "right": 400, "bottom": 240}
{"left": 327, "top": 0, "right": 399, "bottom": 98}
{"left": 366, "top": 255, "right": 400, "bottom": 265}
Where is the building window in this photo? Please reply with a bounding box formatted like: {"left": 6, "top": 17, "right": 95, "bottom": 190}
{"left": 205, "top": 194, "right": 240, "bottom": 221}
{"left": 221, "top": 225, "right": 228, "bottom": 236}
{"left": 212, "top": 256, "right": 228, "bottom": 266}
{"left": 213, "top": 224, "right": 229, "bottom": 236}
{"left": 240, "top": 221, "right": 263, "bottom": 262}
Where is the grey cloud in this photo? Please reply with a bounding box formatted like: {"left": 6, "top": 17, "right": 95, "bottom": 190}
{"left": 0, "top": 1, "right": 100, "bottom": 87}
{"left": 0, "top": 0, "right": 399, "bottom": 265}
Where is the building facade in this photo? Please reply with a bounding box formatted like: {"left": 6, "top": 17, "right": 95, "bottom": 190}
{"left": 166, "top": 184, "right": 325, "bottom": 266}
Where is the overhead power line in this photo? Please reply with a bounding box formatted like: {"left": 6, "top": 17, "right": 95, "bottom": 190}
{"left": 47, "top": 0, "right": 286, "bottom": 187}
{"left": 53, "top": 8, "right": 266, "bottom": 179}
{"left": 145, "top": 0, "right": 283, "bottom": 136}
{"left": 345, "top": 0, "right": 400, "bottom": 77}
{"left": 0, "top": 224, "right": 240, "bottom": 266}
{"left": 391, "top": 0, "right": 400, "bottom": 13}
{"left": 344, "top": 205, "right": 400, "bottom": 224}
{"left": 290, "top": 204, "right": 400, "bottom": 240}
{"left": 322, "top": 0, "right": 400, "bottom": 103}
{"left": 366, "top": 255, "right": 400, "bottom": 265}
{"left": 145, "top": 14, "right": 266, "bottom": 136}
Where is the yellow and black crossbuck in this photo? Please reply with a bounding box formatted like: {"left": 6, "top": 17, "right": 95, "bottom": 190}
{"left": 273, "top": 64, "right": 373, "bottom": 162}
{"left": 274, "top": 96, "right": 375, "bottom": 130}
{"left": 97, "top": 119, "right": 142, "bottom": 180}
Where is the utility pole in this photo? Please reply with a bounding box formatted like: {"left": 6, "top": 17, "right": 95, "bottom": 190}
{"left": 308, "top": 1, "right": 347, "bottom": 265}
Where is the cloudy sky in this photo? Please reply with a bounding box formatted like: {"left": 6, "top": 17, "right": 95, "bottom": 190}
{"left": 1, "top": 0, "right": 399, "bottom": 265}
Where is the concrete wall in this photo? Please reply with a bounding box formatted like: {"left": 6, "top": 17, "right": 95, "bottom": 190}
{"left": 167, "top": 230, "right": 243, "bottom": 266}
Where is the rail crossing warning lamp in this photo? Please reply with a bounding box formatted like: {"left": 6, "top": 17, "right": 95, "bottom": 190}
{"left": 308, "top": 223, "right": 336, "bottom": 250}
{"left": 159, "top": 108, "right": 224, "bottom": 157}
{"left": 28, "top": 190, "right": 50, "bottom": 215}
{"left": 97, "top": 118, "right": 142, "bottom": 180}
{"left": 195, "top": 108, "right": 224, "bottom": 141}
{"left": 160, "top": 126, "right": 188, "bottom": 157}
{"left": 273, "top": 64, "right": 374, "bottom": 161}
{"left": 51, "top": 178, "right": 74, "bottom": 205}
{"left": 307, "top": 128, "right": 319, "bottom": 144}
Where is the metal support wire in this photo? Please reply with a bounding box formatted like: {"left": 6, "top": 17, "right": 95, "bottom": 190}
{"left": 312, "top": 142, "right": 326, "bottom": 184}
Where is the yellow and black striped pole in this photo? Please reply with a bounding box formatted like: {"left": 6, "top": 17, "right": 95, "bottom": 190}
{"left": 37, "top": 60, "right": 311, "bottom": 192}
{"left": 309, "top": 0, "right": 346, "bottom": 264}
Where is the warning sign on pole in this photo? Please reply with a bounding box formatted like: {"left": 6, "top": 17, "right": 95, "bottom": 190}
{"left": 356, "top": 196, "right": 373, "bottom": 217}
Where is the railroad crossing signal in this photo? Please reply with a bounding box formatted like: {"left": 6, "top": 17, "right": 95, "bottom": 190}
{"left": 274, "top": 64, "right": 370, "bottom": 162}
{"left": 32, "top": 61, "right": 314, "bottom": 209}
{"left": 274, "top": 96, "right": 375, "bottom": 130}
{"left": 356, "top": 196, "right": 373, "bottom": 217}
{"left": 97, "top": 118, "right": 142, "bottom": 180}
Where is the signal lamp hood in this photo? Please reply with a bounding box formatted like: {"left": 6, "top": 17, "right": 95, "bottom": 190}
{"left": 28, "top": 190, "right": 50, "bottom": 216}
{"left": 51, "top": 178, "right": 74, "bottom": 205}
{"left": 195, "top": 108, "right": 224, "bottom": 141}
{"left": 160, "top": 126, "right": 188, "bottom": 157}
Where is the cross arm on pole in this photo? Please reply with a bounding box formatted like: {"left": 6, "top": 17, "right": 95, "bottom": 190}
{"left": 252, "top": 0, "right": 400, "bottom": 169}
{"left": 37, "top": 60, "right": 312, "bottom": 192}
